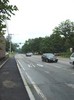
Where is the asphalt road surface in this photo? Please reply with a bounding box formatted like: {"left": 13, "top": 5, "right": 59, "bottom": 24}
{"left": 15, "top": 54, "right": 74, "bottom": 100}
{"left": 0, "top": 57, "right": 30, "bottom": 100}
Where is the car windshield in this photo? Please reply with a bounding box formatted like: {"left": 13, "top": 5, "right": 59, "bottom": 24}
{"left": 71, "top": 53, "right": 74, "bottom": 57}
{"left": 46, "top": 53, "right": 54, "bottom": 57}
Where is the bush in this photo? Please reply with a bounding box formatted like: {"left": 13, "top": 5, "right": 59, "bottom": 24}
{"left": 59, "top": 52, "right": 71, "bottom": 58}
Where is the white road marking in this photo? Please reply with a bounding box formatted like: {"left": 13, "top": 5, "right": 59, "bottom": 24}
{"left": 0, "top": 58, "right": 9, "bottom": 68}
{"left": 16, "top": 60, "right": 35, "bottom": 100}
{"left": 22, "top": 67, "right": 25, "bottom": 71}
{"left": 66, "top": 83, "right": 74, "bottom": 88}
{"left": 16, "top": 60, "right": 26, "bottom": 71}
{"left": 32, "top": 64, "right": 36, "bottom": 68}
{"left": 25, "top": 72, "right": 47, "bottom": 100}
{"left": 54, "top": 65, "right": 61, "bottom": 68}
{"left": 72, "top": 73, "right": 74, "bottom": 74}
{"left": 28, "top": 64, "right": 32, "bottom": 68}
{"left": 53, "top": 65, "right": 70, "bottom": 71}
{"left": 28, "top": 64, "right": 36, "bottom": 68}
{"left": 37, "top": 64, "right": 43, "bottom": 67}
{"left": 45, "top": 71, "right": 49, "bottom": 74}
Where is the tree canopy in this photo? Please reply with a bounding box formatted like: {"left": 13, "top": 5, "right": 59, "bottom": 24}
{"left": 0, "top": 0, "right": 18, "bottom": 35}
{"left": 53, "top": 19, "right": 74, "bottom": 49}
{"left": 22, "top": 20, "right": 74, "bottom": 54}
{"left": 6, "top": 38, "right": 19, "bottom": 52}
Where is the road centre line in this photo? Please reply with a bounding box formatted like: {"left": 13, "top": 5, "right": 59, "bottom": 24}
{"left": 72, "top": 72, "right": 74, "bottom": 74}
{"left": 28, "top": 64, "right": 31, "bottom": 68}
{"left": 48, "top": 64, "right": 69, "bottom": 71}
{"left": 65, "top": 83, "right": 74, "bottom": 89}
{"left": 45, "top": 71, "right": 49, "bottom": 74}
{"left": 37, "top": 64, "right": 43, "bottom": 67}
{"left": 53, "top": 64, "right": 73, "bottom": 72}
{"left": 28, "top": 64, "right": 36, "bottom": 68}
{"left": 51, "top": 65, "right": 69, "bottom": 71}
{"left": 53, "top": 65, "right": 61, "bottom": 68}
{"left": 25, "top": 72, "right": 47, "bottom": 100}
{"left": 46, "top": 62, "right": 73, "bottom": 73}
{"left": 32, "top": 64, "right": 36, "bottom": 67}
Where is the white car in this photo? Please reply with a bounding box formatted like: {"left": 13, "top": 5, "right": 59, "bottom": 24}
{"left": 26, "top": 52, "right": 33, "bottom": 57}
{"left": 70, "top": 53, "right": 74, "bottom": 65}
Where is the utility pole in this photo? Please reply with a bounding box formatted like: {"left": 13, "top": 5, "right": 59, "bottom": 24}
{"left": 8, "top": 34, "right": 13, "bottom": 54}
{"left": 5, "top": 20, "right": 13, "bottom": 54}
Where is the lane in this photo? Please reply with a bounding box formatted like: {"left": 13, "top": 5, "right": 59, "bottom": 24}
{"left": 15, "top": 54, "right": 48, "bottom": 100}
{"left": 23, "top": 54, "right": 74, "bottom": 72}
{"left": 15, "top": 54, "right": 74, "bottom": 100}
{"left": 17, "top": 54, "right": 74, "bottom": 86}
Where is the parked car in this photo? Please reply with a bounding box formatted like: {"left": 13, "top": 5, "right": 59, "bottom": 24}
{"left": 41, "top": 53, "right": 58, "bottom": 63}
{"left": 26, "top": 52, "right": 33, "bottom": 57}
{"left": 70, "top": 53, "right": 74, "bottom": 65}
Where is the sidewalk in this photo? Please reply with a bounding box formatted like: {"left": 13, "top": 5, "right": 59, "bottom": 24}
{"left": 57, "top": 56, "right": 70, "bottom": 61}
{"left": 0, "top": 57, "right": 30, "bottom": 100}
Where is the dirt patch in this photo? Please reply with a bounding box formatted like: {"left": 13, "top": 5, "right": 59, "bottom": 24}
{"left": 3, "top": 80, "right": 17, "bottom": 88}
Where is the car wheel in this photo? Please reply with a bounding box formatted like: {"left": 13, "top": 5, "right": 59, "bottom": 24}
{"left": 42, "top": 59, "right": 44, "bottom": 62}
{"left": 73, "top": 61, "right": 74, "bottom": 65}
{"left": 46, "top": 59, "right": 49, "bottom": 62}
{"left": 55, "top": 59, "right": 58, "bottom": 63}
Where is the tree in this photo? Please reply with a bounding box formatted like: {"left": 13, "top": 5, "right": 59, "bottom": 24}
{"left": 30, "top": 37, "right": 43, "bottom": 54}
{"left": 11, "top": 43, "right": 19, "bottom": 52}
{"left": 49, "top": 33, "right": 65, "bottom": 52}
{"left": 0, "top": 0, "right": 18, "bottom": 35}
{"left": 22, "top": 40, "right": 31, "bottom": 53}
{"left": 5, "top": 39, "right": 10, "bottom": 51}
{"left": 22, "top": 20, "right": 74, "bottom": 54}
{"left": 40, "top": 37, "right": 50, "bottom": 53}
{"left": 53, "top": 19, "right": 74, "bottom": 51}
{"left": 6, "top": 35, "right": 19, "bottom": 52}
{"left": 6, "top": 39, "right": 19, "bottom": 52}
{"left": 22, "top": 37, "right": 43, "bottom": 54}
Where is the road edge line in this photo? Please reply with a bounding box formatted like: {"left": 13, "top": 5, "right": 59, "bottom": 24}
{"left": 0, "top": 58, "right": 9, "bottom": 68}
{"left": 16, "top": 60, "right": 35, "bottom": 100}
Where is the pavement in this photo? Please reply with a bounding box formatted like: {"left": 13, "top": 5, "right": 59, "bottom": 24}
{"left": 0, "top": 57, "right": 30, "bottom": 100}
{"left": 57, "top": 56, "right": 70, "bottom": 61}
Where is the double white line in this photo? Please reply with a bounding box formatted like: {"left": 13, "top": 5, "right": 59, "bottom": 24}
{"left": 16, "top": 60, "right": 35, "bottom": 100}
{"left": 16, "top": 60, "right": 47, "bottom": 100}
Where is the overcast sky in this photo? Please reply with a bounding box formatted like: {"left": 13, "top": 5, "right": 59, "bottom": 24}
{"left": 6, "top": 0, "right": 74, "bottom": 45}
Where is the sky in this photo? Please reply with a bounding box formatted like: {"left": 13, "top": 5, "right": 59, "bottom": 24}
{"left": 5, "top": 0, "right": 74, "bottom": 46}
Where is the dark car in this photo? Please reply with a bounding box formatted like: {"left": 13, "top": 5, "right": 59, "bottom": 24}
{"left": 41, "top": 53, "right": 58, "bottom": 63}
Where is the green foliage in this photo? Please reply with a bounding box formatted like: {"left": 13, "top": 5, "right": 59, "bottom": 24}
{"left": 59, "top": 52, "right": 71, "bottom": 58}
{"left": 40, "top": 37, "right": 50, "bottom": 53}
{"left": 6, "top": 38, "right": 19, "bottom": 52}
{"left": 22, "top": 19, "right": 74, "bottom": 54}
{"left": 0, "top": 0, "right": 18, "bottom": 35}
{"left": 22, "top": 37, "right": 43, "bottom": 54}
{"left": 53, "top": 19, "right": 74, "bottom": 49}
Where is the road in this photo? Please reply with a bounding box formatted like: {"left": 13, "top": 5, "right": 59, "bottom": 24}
{"left": 15, "top": 54, "right": 74, "bottom": 100}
